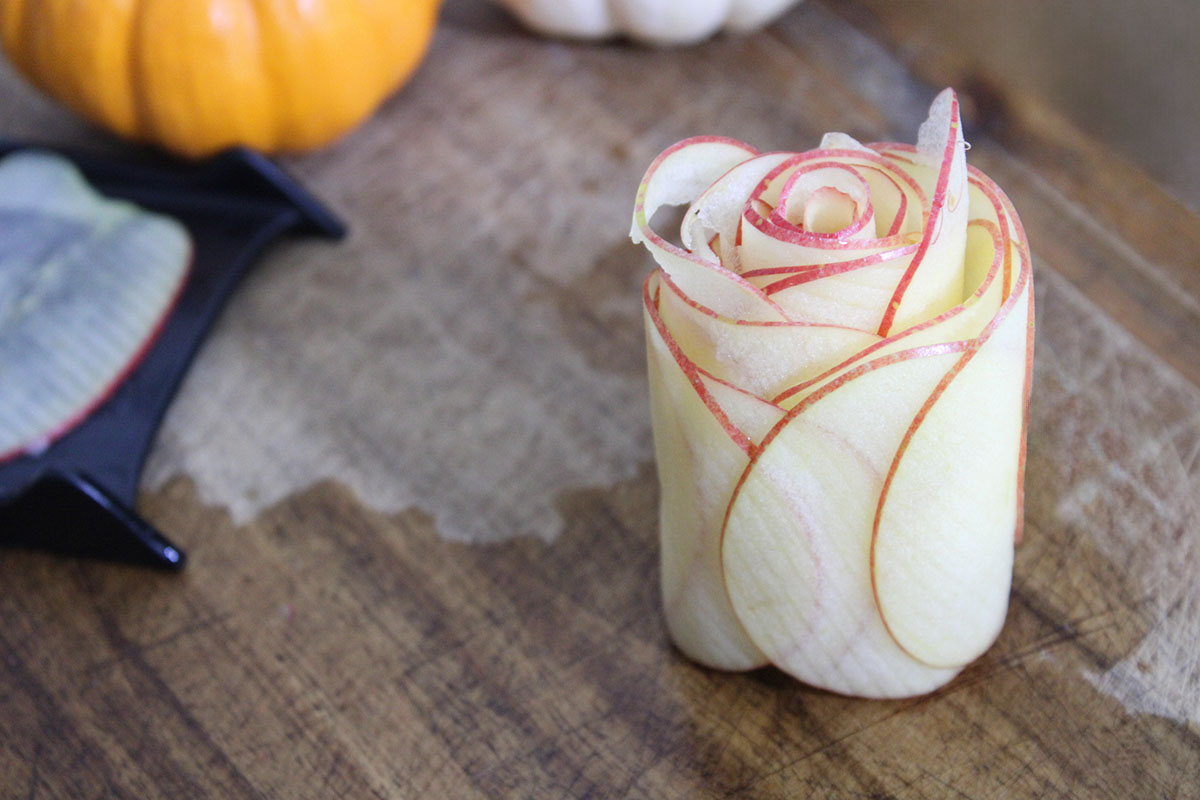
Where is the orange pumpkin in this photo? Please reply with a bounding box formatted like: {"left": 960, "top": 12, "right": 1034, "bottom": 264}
{"left": 0, "top": 0, "right": 441, "bottom": 157}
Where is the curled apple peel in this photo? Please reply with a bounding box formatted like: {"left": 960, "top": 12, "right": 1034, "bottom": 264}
{"left": 632, "top": 90, "right": 1034, "bottom": 698}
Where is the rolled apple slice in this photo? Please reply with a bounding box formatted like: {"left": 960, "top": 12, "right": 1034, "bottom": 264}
{"left": 632, "top": 137, "right": 788, "bottom": 323}
{"left": 633, "top": 89, "right": 1034, "bottom": 698}
{"left": 771, "top": 212, "right": 1008, "bottom": 410}
{"left": 0, "top": 151, "right": 192, "bottom": 462}
{"left": 731, "top": 91, "right": 968, "bottom": 335}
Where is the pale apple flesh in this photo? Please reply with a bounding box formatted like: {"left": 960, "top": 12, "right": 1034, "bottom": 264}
{"left": 721, "top": 344, "right": 968, "bottom": 697}
{"left": 645, "top": 277, "right": 770, "bottom": 669}
{"left": 634, "top": 89, "right": 1034, "bottom": 698}
{"left": 0, "top": 151, "right": 192, "bottom": 463}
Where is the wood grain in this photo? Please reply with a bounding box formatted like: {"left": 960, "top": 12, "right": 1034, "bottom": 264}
{"left": 824, "top": 0, "right": 1200, "bottom": 391}
{"left": 824, "top": 0, "right": 1200, "bottom": 211}
{"left": 2, "top": 1, "right": 1199, "bottom": 797}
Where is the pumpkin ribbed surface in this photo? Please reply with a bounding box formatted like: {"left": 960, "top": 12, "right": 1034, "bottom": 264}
{"left": 0, "top": 0, "right": 441, "bottom": 156}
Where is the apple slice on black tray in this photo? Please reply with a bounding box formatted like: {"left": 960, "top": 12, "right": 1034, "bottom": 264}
{"left": 0, "top": 143, "right": 345, "bottom": 569}
{"left": 0, "top": 151, "right": 192, "bottom": 463}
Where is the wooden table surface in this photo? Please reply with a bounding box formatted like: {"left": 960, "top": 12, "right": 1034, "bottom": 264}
{"left": 3, "top": 2, "right": 1199, "bottom": 797}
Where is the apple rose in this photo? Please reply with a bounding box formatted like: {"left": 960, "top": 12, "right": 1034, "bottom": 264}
{"left": 631, "top": 89, "right": 1034, "bottom": 698}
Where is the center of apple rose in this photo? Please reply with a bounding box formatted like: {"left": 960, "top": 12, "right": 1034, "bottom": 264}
{"left": 774, "top": 164, "right": 875, "bottom": 240}
{"left": 798, "top": 186, "right": 858, "bottom": 234}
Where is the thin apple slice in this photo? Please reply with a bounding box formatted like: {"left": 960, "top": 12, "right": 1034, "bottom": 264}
{"left": 694, "top": 372, "right": 785, "bottom": 446}
{"left": 771, "top": 214, "right": 1007, "bottom": 411}
{"left": 721, "top": 345, "right": 965, "bottom": 697}
{"left": 737, "top": 182, "right": 914, "bottom": 275}
{"left": 877, "top": 89, "right": 970, "bottom": 335}
{"left": 631, "top": 137, "right": 787, "bottom": 323}
{"left": 655, "top": 270, "right": 879, "bottom": 399}
{"left": 645, "top": 274, "right": 769, "bottom": 669}
{"left": 0, "top": 151, "right": 191, "bottom": 462}
{"left": 761, "top": 254, "right": 917, "bottom": 330}
{"left": 774, "top": 166, "right": 875, "bottom": 239}
{"left": 871, "top": 273, "right": 1032, "bottom": 668}
{"left": 681, "top": 151, "right": 792, "bottom": 272}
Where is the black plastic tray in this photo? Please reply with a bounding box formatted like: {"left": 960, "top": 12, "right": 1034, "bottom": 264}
{"left": 0, "top": 143, "right": 345, "bottom": 569}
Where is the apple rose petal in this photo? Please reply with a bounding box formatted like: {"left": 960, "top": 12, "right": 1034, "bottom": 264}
{"left": 818, "top": 131, "right": 871, "bottom": 152}
{"left": 721, "top": 345, "right": 966, "bottom": 697}
{"left": 632, "top": 89, "right": 1034, "bottom": 698}
{"left": 872, "top": 245, "right": 1033, "bottom": 669}
{"left": 759, "top": 250, "right": 921, "bottom": 330}
{"left": 633, "top": 137, "right": 790, "bottom": 322}
{"left": 656, "top": 270, "right": 879, "bottom": 398}
{"left": 738, "top": 162, "right": 916, "bottom": 276}
{"left": 645, "top": 275, "right": 769, "bottom": 669}
{"left": 873, "top": 89, "right": 973, "bottom": 336}
{"left": 770, "top": 214, "right": 1006, "bottom": 412}
{"left": 682, "top": 151, "right": 793, "bottom": 271}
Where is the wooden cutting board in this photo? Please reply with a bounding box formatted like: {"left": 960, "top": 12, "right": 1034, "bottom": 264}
{"left": 1, "top": 2, "right": 1197, "bottom": 797}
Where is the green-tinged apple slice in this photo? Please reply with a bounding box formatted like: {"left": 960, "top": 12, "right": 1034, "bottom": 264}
{"left": 721, "top": 345, "right": 967, "bottom": 697}
{"left": 871, "top": 274, "right": 1032, "bottom": 668}
{"left": 0, "top": 151, "right": 191, "bottom": 461}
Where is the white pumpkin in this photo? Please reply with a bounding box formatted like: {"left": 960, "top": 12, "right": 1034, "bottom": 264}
{"left": 493, "top": 0, "right": 802, "bottom": 45}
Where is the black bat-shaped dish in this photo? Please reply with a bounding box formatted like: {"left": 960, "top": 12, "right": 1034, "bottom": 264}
{"left": 0, "top": 143, "right": 345, "bottom": 569}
